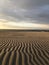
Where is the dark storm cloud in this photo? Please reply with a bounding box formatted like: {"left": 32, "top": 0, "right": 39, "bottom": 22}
{"left": 10, "top": 0, "right": 49, "bottom": 9}
{"left": 0, "top": 0, "right": 49, "bottom": 24}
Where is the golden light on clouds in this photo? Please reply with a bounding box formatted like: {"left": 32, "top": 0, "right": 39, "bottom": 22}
{"left": 0, "top": 19, "right": 49, "bottom": 29}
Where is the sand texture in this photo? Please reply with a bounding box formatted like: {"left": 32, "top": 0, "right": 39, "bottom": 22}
{"left": 0, "top": 31, "right": 49, "bottom": 65}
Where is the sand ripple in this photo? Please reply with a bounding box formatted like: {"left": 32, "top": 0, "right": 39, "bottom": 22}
{"left": 0, "top": 39, "right": 49, "bottom": 65}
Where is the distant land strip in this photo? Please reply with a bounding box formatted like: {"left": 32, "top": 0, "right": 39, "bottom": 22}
{"left": 0, "top": 29, "right": 49, "bottom": 32}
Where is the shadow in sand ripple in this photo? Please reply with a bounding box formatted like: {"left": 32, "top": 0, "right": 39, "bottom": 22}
{"left": 0, "top": 34, "right": 49, "bottom": 65}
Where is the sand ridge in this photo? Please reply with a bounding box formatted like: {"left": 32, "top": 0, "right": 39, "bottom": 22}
{"left": 0, "top": 32, "right": 49, "bottom": 65}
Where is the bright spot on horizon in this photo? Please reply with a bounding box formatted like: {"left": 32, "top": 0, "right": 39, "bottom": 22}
{"left": 0, "top": 19, "right": 49, "bottom": 30}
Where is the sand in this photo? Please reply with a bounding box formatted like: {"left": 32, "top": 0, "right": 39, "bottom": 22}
{"left": 0, "top": 31, "right": 49, "bottom": 65}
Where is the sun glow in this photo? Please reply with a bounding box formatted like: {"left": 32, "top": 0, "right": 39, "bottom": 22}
{"left": 0, "top": 19, "right": 49, "bottom": 29}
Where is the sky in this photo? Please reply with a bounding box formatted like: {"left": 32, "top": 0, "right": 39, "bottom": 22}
{"left": 0, "top": 0, "right": 49, "bottom": 29}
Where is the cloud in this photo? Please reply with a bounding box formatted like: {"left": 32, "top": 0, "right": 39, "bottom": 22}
{"left": 0, "top": 0, "right": 49, "bottom": 29}
{"left": 8, "top": 0, "right": 49, "bottom": 9}
{"left": 0, "top": 19, "right": 49, "bottom": 29}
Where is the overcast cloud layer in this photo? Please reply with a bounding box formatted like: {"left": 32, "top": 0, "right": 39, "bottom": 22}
{"left": 0, "top": 0, "right": 49, "bottom": 29}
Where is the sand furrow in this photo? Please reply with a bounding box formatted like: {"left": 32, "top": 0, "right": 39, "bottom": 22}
{"left": 20, "top": 42, "right": 25, "bottom": 65}
{"left": 25, "top": 43, "right": 32, "bottom": 65}
{"left": 2, "top": 52, "right": 10, "bottom": 65}
{"left": 16, "top": 43, "right": 21, "bottom": 65}
{"left": 0, "top": 49, "right": 5, "bottom": 65}
{"left": 27, "top": 43, "right": 35, "bottom": 65}
{"left": 9, "top": 51, "right": 16, "bottom": 65}
{"left": 34, "top": 44, "right": 49, "bottom": 65}
{"left": 32, "top": 43, "right": 45, "bottom": 65}
{"left": 22, "top": 43, "right": 28, "bottom": 65}
{"left": 0, "top": 34, "right": 49, "bottom": 65}
{"left": 30, "top": 43, "right": 38, "bottom": 65}
{"left": 32, "top": 45, "right": 44, "bottom": 65}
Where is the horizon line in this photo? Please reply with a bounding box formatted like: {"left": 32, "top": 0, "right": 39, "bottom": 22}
{"left": 0, "top": 29, "right": 49, "bottom": 32}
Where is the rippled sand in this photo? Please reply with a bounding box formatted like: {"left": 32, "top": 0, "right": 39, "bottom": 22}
{"left": 0, "top": 31, "right": 49, "bottom": 65}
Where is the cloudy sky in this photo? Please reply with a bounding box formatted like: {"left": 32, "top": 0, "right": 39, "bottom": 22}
{"left": 0, "top": 0, "right": 49, "bottom": 29}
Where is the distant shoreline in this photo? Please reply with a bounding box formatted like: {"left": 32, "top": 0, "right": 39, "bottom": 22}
{"left": 0, "top": 29, "right": 49, "bottom": 32}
